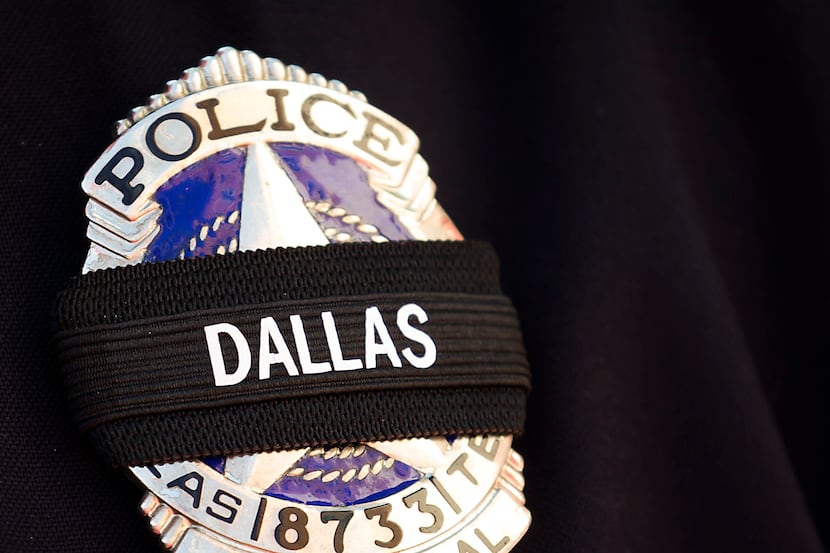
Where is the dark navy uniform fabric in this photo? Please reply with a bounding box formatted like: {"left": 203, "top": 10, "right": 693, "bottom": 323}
{"left": 0, "top": 2, "right": 826, "bottom": 551}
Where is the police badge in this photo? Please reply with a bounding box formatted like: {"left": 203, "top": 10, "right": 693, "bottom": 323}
{"left": 54, "top": 47, "right": 531, "bottom": 552}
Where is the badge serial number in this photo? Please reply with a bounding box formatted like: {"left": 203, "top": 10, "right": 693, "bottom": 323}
{"left": 135, "top": 436, "right": 529, "bottom": 553}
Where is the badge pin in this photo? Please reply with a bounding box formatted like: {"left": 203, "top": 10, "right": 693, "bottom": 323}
{"left": 78, "top": 46, "right": 530, "bottom": 552}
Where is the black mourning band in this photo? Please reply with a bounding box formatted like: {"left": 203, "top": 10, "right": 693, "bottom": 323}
{"left": 54, "top": 241, "right": 530, "bottom": 467}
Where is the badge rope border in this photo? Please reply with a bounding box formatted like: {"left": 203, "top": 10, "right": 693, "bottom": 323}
{"left": 79, "top": 46, "right": 530, "bottom": 553}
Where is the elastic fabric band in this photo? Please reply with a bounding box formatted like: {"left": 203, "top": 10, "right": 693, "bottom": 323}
{"left": 54, "top": 241, "right": 530, "bottom": 467}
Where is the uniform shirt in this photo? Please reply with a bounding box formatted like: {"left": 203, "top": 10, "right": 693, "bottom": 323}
{"left": 0, "top": 2, "right": 826, "bottom": 551}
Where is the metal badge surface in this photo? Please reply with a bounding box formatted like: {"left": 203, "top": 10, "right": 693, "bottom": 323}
{"left": 80, "top": 47, "right": 530, "bottom": 552}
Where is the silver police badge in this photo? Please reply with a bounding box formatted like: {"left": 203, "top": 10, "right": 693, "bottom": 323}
{"left": 78, "top": 47, "right": 530, "bottom": 552}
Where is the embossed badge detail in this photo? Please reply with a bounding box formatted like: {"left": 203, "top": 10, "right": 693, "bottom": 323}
{"left": 78, "top": 46, "right": 530, "bottom": 552}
